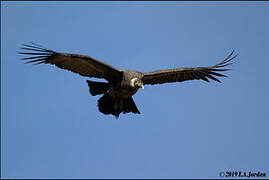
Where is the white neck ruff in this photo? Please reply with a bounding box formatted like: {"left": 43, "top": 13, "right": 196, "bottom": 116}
{"left": 130, "top": 78, "right": 138, "bottom": 87}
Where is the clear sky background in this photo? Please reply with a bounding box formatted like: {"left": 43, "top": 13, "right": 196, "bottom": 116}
{"left": 1, "top": 2, "right": 269, "bottom": 179}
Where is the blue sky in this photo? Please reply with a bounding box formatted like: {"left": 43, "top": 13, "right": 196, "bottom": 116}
{"left": 1, "top": 1, "right": 269, "bottom": 179}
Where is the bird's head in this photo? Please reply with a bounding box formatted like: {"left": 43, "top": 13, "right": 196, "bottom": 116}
{"left": 130, "top": 78, "right": 144, "bottom": 90}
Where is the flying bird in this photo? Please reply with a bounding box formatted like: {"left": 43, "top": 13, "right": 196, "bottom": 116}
{"left": 19, "top": 43, "right": 238, "bottom": 118}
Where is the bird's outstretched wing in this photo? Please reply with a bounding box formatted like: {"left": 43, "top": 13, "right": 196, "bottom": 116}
{"left": 19, "top": 42, "right": 122, "bottom": 83}
{"left": 142, "top": 51, "right": 238, "bottom": 85}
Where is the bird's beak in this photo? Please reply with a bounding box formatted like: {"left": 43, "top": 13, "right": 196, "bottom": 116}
{"left": 141, "top": 85, "right": 144, "bottom": 90}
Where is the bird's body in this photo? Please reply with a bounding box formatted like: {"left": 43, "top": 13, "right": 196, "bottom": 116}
{"left": 20, "top": 43, "right": 238, "bottom": 118}
{"left": 87, "top": 70, "right": 144, "bottom": 117}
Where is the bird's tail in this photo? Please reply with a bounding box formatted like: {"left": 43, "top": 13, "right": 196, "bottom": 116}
{"left": 98, "top": 93, "right": 140, "bottom": 118}
{"left": 86, "top": 80, "right": 109, "bottom": 96}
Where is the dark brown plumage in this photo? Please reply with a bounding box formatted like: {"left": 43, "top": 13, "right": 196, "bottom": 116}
{"left": 19, "top": 42, "right": 238, "bottom": 118}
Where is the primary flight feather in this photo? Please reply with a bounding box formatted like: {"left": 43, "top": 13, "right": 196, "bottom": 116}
{"left": 20, "top": 42, "right": 238, "bottom": 118}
